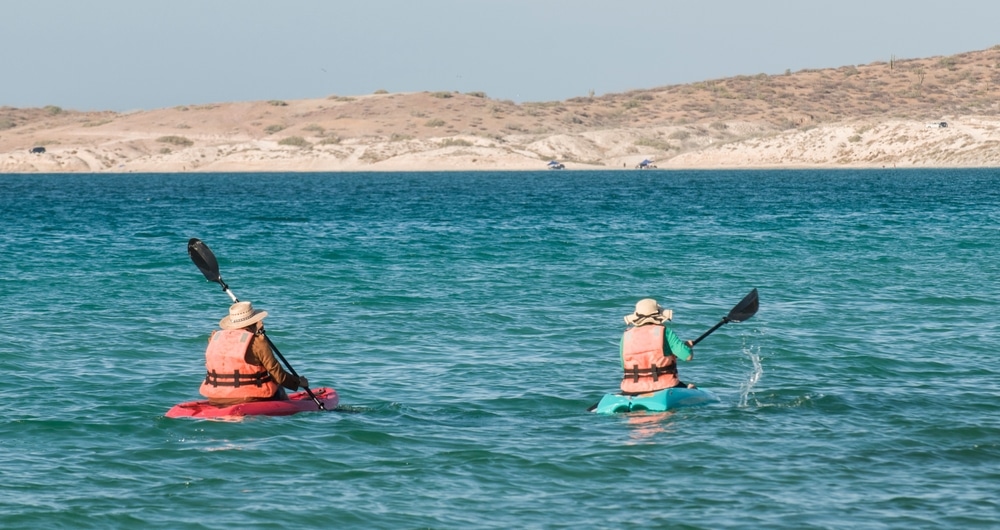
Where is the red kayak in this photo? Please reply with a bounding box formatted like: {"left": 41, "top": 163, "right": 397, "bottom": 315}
{"left": 166, "top": 387, "right": 339, "bottom": 419}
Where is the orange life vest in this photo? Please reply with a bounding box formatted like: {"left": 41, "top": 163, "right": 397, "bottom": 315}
{"left": 199, "top": 329, "right": 279, "bottom": 400}
{"left": 620, "top": 324, "right": 680, "bottom": 394}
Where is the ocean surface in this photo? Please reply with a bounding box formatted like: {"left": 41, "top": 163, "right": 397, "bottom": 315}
{"left": 2, "top": 169, "right": 998, "bottom": 529}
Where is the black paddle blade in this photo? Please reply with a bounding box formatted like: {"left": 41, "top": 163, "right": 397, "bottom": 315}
{"left": 187, "top": 238, "right": 222, "bottom": 284}
{"left": 727, "top": 288, "right": 759, "bottom": 323}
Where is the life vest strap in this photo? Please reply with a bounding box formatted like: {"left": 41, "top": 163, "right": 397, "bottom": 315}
{"left": 204, "top": 369, "right": 274, "bottom": 388}
{"left": 623, "top": 364, "right": 677, "bottom": 383}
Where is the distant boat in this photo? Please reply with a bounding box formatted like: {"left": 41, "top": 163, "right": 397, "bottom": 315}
{"left": 636, "top": 159, "right": 657, "bottom": 169}
{"left": 547, "top": 160, "right": 565, "bottom": 170}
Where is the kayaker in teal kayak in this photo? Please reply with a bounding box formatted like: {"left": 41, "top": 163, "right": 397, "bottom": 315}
{"left": 199, "top": 301, "right": 309, "bottom": 407}
{"left": 620, "top": 298, "right": 696, "bottom": 394}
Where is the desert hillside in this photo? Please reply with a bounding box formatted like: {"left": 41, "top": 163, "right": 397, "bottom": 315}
{"left": 3, "top": 46, "right": 1000, "bottom": 172}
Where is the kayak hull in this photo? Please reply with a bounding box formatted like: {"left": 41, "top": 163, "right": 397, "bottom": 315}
{"left": 166, "top": 387, "right": 338, "bottom": 419}
{"left": 593, "top": 387, "right": 717, "bottom": 414}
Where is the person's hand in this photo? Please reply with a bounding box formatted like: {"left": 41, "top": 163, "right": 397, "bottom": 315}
{"left": 298, "top": 376, "right": 309, "bottom": 389}
{"left": 685, "top": 340, "right": 694, "bottom": 348}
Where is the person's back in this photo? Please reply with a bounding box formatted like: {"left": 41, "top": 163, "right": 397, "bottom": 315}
{"left": 200, "top": 301, "right": 307, "bottom": 406}
{"left": 619, "top": 298, "right": 695, "bottom": 394}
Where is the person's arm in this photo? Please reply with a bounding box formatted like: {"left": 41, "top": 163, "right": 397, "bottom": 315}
{"left": 664, "top": 327, "right": 693, "bottom": 361}
{"left": 249, "top": 334, "right": 302, "bottom": 390}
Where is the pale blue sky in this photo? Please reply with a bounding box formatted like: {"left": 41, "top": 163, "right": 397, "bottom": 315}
{"left": 3, "top": 0, "right": 997, "bottom": 111}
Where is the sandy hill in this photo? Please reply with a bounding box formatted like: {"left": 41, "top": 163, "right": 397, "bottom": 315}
{"left": 3, "top": 46, "right": 1000, "bottom": 173}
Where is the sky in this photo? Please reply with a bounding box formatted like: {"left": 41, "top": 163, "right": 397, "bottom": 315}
{"left": 3, "top": 0, "right": 999, "bottom": 112}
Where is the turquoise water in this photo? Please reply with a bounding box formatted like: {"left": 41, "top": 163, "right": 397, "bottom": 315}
{"left": 2, "top": 169, "right": 998, "bottom": 529}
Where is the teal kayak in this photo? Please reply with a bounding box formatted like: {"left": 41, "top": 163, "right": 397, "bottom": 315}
{"left": 592, "top": 387, "right": 718, "bottom": 414}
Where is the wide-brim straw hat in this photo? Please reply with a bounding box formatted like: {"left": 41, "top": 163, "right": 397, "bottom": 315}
{"left": 624, "top": 298, "right": 672, "bottom": 326}
{"left": 220, "top": 301, "right": 268, "bottom": 330}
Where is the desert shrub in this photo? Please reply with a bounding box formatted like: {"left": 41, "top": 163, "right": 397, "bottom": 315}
{"left": 430, "top": 91, "right": 454, "bottom": 99}
{"left": 268, "top": 100, "right": 288, "bottom": 106}
{"left": 264, "top": 124, "right": 285, "bottom": 134}
{"left": 156, "top": 135, "right": 193, "bottom": 147}
{"left": 424, "top": 119, "right": 446, "bottom": 127}
{"left": 44, "top": 105, "right": 63, "bottom": 115}
{"left": 635, "top": 137, "right": 673, "bottom": 151}
{"left": 0, "top": 119, "right": 17, "bottom": 130}
{"left": 318, "top": 136, "right": 341, "bottom": 145}
{"left": 302, "top": 124, "right": 325, "bottom": 133}
{"left": 669, "top": 130, "right": 691, "bottom": 140}
{"left": 278, "top": 136, "right": 311, "bottom": 148}
{"left": 159, "top": 148, "right": 172, "bottom": 154}
{"left": 848, "top": 134, "right": 862, "bottom": 143}
{"left": 390, "top": 133, "right": 414, "bottom": 142}
{"left": 373, "top": 89, "right": 389, "bottom": 94}
{"left": 465, "top": 91, "right": 487, "bottom": 98}
{"left": 439, "top": 138, "right": 473, "bottom": 147}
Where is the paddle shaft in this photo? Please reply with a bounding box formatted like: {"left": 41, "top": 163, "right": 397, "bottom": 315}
{"left": 691, "top": 318, "right": 730, "bottom": 346}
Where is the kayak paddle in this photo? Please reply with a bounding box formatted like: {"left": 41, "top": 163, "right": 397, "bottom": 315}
{"left": 586, "top": 288, "right": 760, "bottom": 412}
{"left": 690, "top": 288, "right": 759, "bottom": 346}
{"left": 187, "top": 238, "right": 326, "bottom": 410}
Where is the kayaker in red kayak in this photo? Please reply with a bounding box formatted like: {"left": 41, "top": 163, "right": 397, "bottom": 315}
{"left": 199, "top": 301, "right": 309, "bottom": 407}
{"left": 620, "top": 298, "right": 696, "bottom": 394}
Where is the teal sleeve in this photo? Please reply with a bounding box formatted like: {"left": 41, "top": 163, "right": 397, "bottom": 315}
{"left": 665, "top": 327, "right": 693, "bottom": 361}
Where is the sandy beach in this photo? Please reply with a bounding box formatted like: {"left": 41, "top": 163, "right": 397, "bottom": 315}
{"left": 3, "top": 47, "right": 1000, "bottom": 173}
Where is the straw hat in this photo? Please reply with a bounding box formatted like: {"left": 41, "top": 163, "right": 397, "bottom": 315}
{"left": 624, "top": 298, "right": 673, "bottom": 326}
{"left": 219, "top": 301, "right": 268, "bottom": 330}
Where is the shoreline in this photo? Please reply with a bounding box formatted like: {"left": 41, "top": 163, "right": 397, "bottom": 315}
{"left": 4, "top": 113, "right": 998, "bottom": 173}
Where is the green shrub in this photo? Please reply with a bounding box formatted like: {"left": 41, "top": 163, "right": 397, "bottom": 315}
{"left": 156, "top": 135, "right": 193, "bottom": 147}
{"left": 373, "top": 89, "right": 389, "bottom": 94}
{"left": 264, "top": 124, "right": 285, "bottom": 134}
{"left": 635, "top": 137, "right": 672, "bottom": 151}
{"left": 278, "top": 136, "right": 311, "bottom": 148}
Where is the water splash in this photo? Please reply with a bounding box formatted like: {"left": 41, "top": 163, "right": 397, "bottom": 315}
{"left": 738, "top": 336, "right": 763, "bottom": 407}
